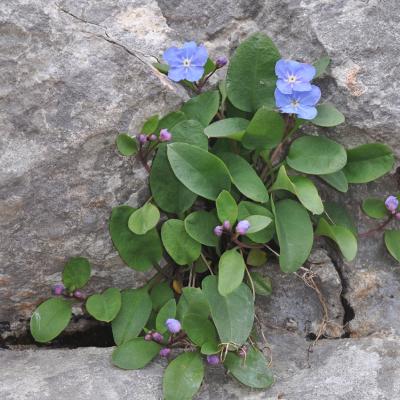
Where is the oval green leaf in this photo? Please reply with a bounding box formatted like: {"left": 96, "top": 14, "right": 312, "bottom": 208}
{"left": 170, "top": 119, "right": 208, "bottom": 150}
{"left": 167, "top": 143, "right": 231, "bottom": 200}
{"left": 112, "top": 338, "right": 161, "bottom": 370}
{"left": 219, "top": 152, "right": 268, "bottom": 203}
{"left": 128, "top": 203, "right": 160, "bottom": 235}
{"left": 156, "top": 298, "right": 176, "bottom": 333}
{"left": 216, "top": 190, "right": 238, "bottom": 224}
{"left": 218, "top": 249, "right": 246, "bottom": 296}
{"left": 161, "top": 219, "right": 201, "bottom": 265}
{"left": 287, "top": 136, "right": 347, "bottom": 175}
{"left": 184, "top": 210, "right": 220, "bottom": 247}
{"left": 86, "top": 288, "right": 121, "bottom": 322}
{"left": 320, "top": 170, "right": 348, "bottom": 193}
{"left": 204, "top": 118, "right": 249, "bottom": 141}
{"left": 250, "top": 272, "right": 272, "bottom": 296}
{"left": 343, "top": 143, "right": 395, "bottom": 183}
{"left": 313, "top": 56, "right": 330, "bottom": 78}
{"left": 273, "top": 199, "right": 313, "bottom": 273}
{"left": 62, "top": 257, "right": 91, "bottom": 291}
{"left": 384, "top": 230, "right": 400, "bottom": 263}
{"left": 163, "top": 352, "right": 204, "bottom": 400}
{"left": 30, "top": 298, "right": 72, "bottom": 343}
{"left": 362, "top": 198, "right": 388, "bottom": 219}
{"left": 226, "top": 33, "right": 280, "bottom": 112}
{"left": 111, "top": 288, "right": 152, "bottom": 345}
{"left": 181, "top": 91, "right": 220, "bottom": 127}
{"left": 246, "top": 215, "right": 272, "bottom": 234}
{"left": 141, "top": 114, "right": 159, "bottom": 134}
{"left": 150, "top": 282, "right": 174, "bottom": 311}
{"left": 116, "top": 134, "right": 138, "bottom": 156}
{"left": 109, "top": 206, "right": 163, "bottom": 271}
{"left": 311, "top": 103, "right": 345, "bottom": 127}
{"left": 182, "top": 313, "right": 218, "bottom": 346}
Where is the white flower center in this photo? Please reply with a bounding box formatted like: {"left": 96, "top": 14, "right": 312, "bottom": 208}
{"left": 182, "top": 58, "right": 192, "bottom": 67}
{"left": 291, "top": 99, "right": 299, "bottom": 108}
{"left": 287, "top": 74, "right": 297, "bottom": 83}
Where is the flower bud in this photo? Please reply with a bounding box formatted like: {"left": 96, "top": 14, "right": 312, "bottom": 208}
{"left": 159, "top": 129, "right": 172, "bottom": 142}
{"left": 138, "top": 134, "right": 148, "bottom": 144}
{"left": 149, "top": 134, "right": 158, "bottom": 141}
{"left": 215, "top": 56, "right": 228, "bottom": 68}
{"left": 385, "top": 195, "right": 399, "bottom": 213}
{"left": 236, "top": 220, "right": 251, "bottom": 235}
{"left": 52, "top": 284, "right": 64, "bottom": 296}
{"left": 73, "top": 290, "right": 86, "bottom": 300}
{"left": 222, "top": 220, "right": 231, "bottom": 231}
{"left": 144, "top": 333, "right": 153, "bottom": 341}
{"left": 206, "top": 355, "right": 220, "bottom": 365}
{"left": 152, "top": 331, "right": 164, "bottom": 343}
{"left": 213, "top": 225, "right": 223, "bottom": 237}
{"left": 395, "top": 213, "right": 400, "bottom": 221}
{"left": 159, "top": 348, "right": 171, "bottom": 358}
{"left": 165, "top": 318, "right": 181, "bottom": 334}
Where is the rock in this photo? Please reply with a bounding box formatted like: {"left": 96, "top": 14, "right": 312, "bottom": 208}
{"left": 1, "top": 334, "right": 400, "bottom": 399}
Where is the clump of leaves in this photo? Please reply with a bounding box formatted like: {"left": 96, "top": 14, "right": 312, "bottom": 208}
{"left": 31, "top": 33, "right": 398, "bottom": 399}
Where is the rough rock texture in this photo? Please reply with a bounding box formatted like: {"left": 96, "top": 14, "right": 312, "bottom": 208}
{"left": 2, "top": 334, "right": 400, "bottom": 399}
{"left": 1, "top": 0, "right": 400, "bottom": 348}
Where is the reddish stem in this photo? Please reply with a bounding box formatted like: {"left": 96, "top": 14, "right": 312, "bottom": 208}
{"left": 359, "top": 217, "right": 392, "bottom": 238}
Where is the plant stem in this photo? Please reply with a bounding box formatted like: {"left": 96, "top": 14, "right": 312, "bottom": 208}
{"left": 359, "top": 217, "right": 392, "bottom": 238}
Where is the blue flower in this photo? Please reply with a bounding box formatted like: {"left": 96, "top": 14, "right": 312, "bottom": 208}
{"left": 163, "top": 42, "right": 208, "bottom": 82}
{"left": 275, "top": 59, "right": 316, "bottom": 94}
{"left": 274, "top": 85, "right": 321, "bottom": 120}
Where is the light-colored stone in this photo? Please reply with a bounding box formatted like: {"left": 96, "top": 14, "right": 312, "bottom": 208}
{"left": 1, "top": 334, "right": 400, "bottom": 399}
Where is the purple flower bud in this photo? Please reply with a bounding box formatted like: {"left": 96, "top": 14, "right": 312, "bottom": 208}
{"left": 165, "top": 318, "right": 181, "bottom": 334}
{"left": 52, "top": 284, "right": 64, "bottom": 296}
{"left": 144, "top": 333, "right": 153, "bottom": 341}
{"left": 152, "top": 332, "right": 164, "bottom": 343}
{"left": 149, "top": 134, "right": 158, "bottom": 141}
{"left": 213, "top": 225, "right": 223, "bottom": 237}
{"left": 159, "top": 129, "right": 172, "bottom": 142}
{"left": 206, "top": 355, "right": 220, "bottom": 365}
{"left": 215, "top": 56, "right": 228, "bottom": 68}
{"left": 236, "top": 220, "right": 251, "bottom": 235}
{"left": 73, "top": 290, "right": 86, "bottom": 300}
{"left": 385, "top": 196, "right": 399, "bottom": 214}
{"left": 396, "top": 213, "right": 400, "bottom": 221}
{"left": 159, "top": 348, "right": 171, "bottom": 358}
{"left": 138, "top": 134, "right": 148, "bottom": 144}
{"left": 238, "top": 346, "right": 247, "bottom": 358}
{"left": 222, "top": 220, "right": 231, "bottom": 231}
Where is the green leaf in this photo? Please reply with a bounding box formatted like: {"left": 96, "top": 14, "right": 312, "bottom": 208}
{"left": 218, "top": 249, "right": 246, "bottom": 296}
{"left": 157, "top": 111, "right": 186, "bottom": 132}
{"left": 176, "top": 287, "right": 210, "bottom": 321}
{"left": 271, "top": 165, "right": 324, "bottom": 215}
{"left": 167, "top": 143, "right": 231, "bottom": 200}
{"left": 30, "top": 298, "right": 72, "bottom": 343}
{"left": 216, "top": 190, "right": 238, "bottom": 224}
{"left": 246, "top": 215, "right": 272, "bottom": 234}
{"left": 182, "top": 313, "right": 218, "bottom": 346}
{"left": 202, "top": 275, "right": 254, "bottom": 345}
{"left": 238, "top": 201, "right": 275, "bottom": 244}
{"left": 181, "top": 91, "right": 220, "bottom": 127}
{"left": 184, "top": 210, "right": 219, "bottom": 247}
{"left": 219, "top": 79, "right": 227, "bottom": 105}
{"left": 141, "top": 114, "right": 159, "bottom": 134}
{"left": 224, "top": 347, "right": 273, "bottom": 389}
{"left": 287, "top": 136, "right": 347, "bottom": 175}
{"left": 150, "top": 145, "right": 196, "bottom": 214}
{"left": 250, "top": 272, "right": 272, "bottom": 296}
{"left": 150, "top": 282, "right": 174, "bottom": 311}
{"left": 201, "top": 341, "right": 220, "bottom": 355}
{"left": 62, "top": 257, "right": 91, "bottom": 291}
{"left": 153, "top": 62, "right": 169, "bottom": 74}
{"left": 226, "top": 33, "right": 280, "bottom": 112}
{"left": 111, "top": 288, "right": 152, "bottom": 345}
{"left": 116, "top": 134, "right": 138, "bottom": 156}
{"left": 219, "top": 152, "right": 268, "bottom": 203}
{"left": 242, "top": 108, "right": 284, "bottom": 150}
{"left": 163, "top": 352, "right": 204, "bottom": 400}
{"left": 320, "top": 170, "right": 348, "bottom": 193}
{"left": 85, "top": 288, "right": 121, "bottom": 322}
{"left": 161, "top": 219, "right": 201, "bottom": 265}
{"left": 203, "top": 58, "right": 216, "bottom": 76}
{"left": 384, "top": 230, "right": 400, "bottom": 262}
{"left": 128, "top": 203, "right": 160, "bottom": 235}
{"left": 343, "top": 143, "right": 395, "bottom": 183}
{"left": 170, "top": 119, "right": 208, "bottom": 150}
{"left": 109, "top": 206, "right": 163, "bottom": 271}
{"left": 112, "top": 338, "right": 161, "bottom": 370}
{"left": 204, "top": 118, "right": 249, "bottom": 141}
{"left": 273, "top": 199, "right": 313, "bottom": 273}
{"left": 313, "top": 56, "right": 330, "bottom": 78}
{"left": 311, "top": 103, "right": 345, "bottom": 127}
{"left": 362, "top": 198, "right": 388, "bottom": 219}
{"left": 156, "top": 298, "right": 176, "bottom": 333}
{"left": 324, "top": 202, "right": 358, "bottom": 237}
{"left": 315, "top": 218, "right": 357, "bottom": 261}
{"left": 247, "top": 249, "right": 267, "bottom": 267}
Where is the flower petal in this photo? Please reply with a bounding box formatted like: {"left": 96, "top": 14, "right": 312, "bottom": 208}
{"left": 185, "top": 66, "right": 204, "bottom": 82}
{"left": 182, "top": 41, "right": 198, "bottom": 59}
{"left": 163, "top": 47, "right": 183, "bottom": 67}
{"left": 298, "top": 63, "right": 316, "bottom": 82}
{"left": 276, "top": 79, "right": 293, "bottom": 94}
{"left": 275, "top": 88, "right": 292, "bottom": 108}
{"left": 296, "top": 85, "right": 321, "bottom": 106}
{"left": 297, "top": 105, "right": 318, "bottom": 120}
{"left": 168, "top": 66, "right": 186, "bottom": 82}
{"left": 292, "top": 81, "right": 312, "bottom": 92}
{"left": 191, "top": 45, "right": 208, "bottom": 66}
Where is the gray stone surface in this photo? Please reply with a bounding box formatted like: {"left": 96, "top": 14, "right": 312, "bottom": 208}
{"left": 2, "top": 334, "right": 400, "bottom": 399}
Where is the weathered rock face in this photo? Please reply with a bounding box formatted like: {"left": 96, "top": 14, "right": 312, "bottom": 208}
{"left": 1, "top": 0, "right": 399, "bottom": 351}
